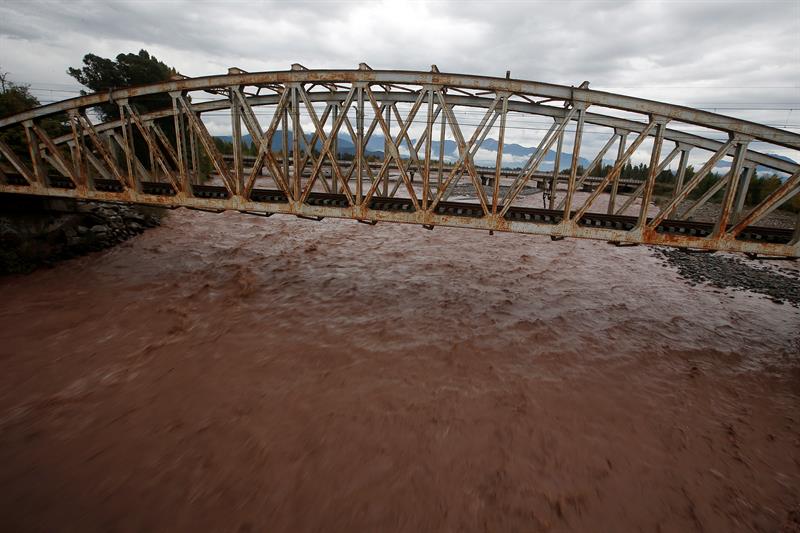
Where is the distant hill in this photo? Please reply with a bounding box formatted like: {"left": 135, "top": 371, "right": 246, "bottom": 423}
{"left": 424, "top": 137, "right": 590, "bottom": 170}
{"left": 714, "top": 153, "right": 796, "bottom": 179}
{"left": 214, "top": 131, "right": 383, "bottom": 158}
{"left": 215, "top": 132, "right": 590, "bottom": 171}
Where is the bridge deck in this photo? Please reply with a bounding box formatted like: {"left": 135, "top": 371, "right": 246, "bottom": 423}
{"left": 2, "top": 174, "right": 794, "bottom": 254}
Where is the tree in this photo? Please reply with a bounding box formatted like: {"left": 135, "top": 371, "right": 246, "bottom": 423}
{"left": 0, "top": 79, "right": 39, "bottom": 116}
{"left": 67, "top": 50, "right": 176, "bottom": 122}
{"left": 746, "top": 173, "right": 782, "bottom": 207}
{"left": 0, "top": 69, "right": 10, "bottom": 92}
{"left": 0, "top": 80, "right": 39, "bottom": 157}
{"left": 690, "top": 172, "right": 720, "bottom": 200}
{"left": 0, "top": 71, "right": 67, "bottom": 157}
{"left": 68, "top": 50, "right": 178, "bottom": 173}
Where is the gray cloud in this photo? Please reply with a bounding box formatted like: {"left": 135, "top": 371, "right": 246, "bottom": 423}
{"left": 0, "top": 0, "right": 797, "bottom": 163}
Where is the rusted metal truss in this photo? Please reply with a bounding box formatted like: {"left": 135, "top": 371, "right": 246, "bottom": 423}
{"left": 0, "top": 64, "right": 798, "bottom": 257}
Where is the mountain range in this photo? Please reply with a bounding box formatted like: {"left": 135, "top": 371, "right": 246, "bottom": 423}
{"left": 217, "top": 132, "right": 796, "bottom": 178}
{"left": 214, "top": 131, "right": 590, "bottom": 171}
{"left": 714, "top": 153, "right": 796, "bottom": 177}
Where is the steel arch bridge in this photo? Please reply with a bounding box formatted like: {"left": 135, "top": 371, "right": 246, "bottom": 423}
{"left": 1, "top": 64, "right": 798, "bottom": 257}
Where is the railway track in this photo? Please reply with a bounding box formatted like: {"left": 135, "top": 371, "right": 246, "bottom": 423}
{"left": 7, "top": 175, "right": 794, "bottom": 246}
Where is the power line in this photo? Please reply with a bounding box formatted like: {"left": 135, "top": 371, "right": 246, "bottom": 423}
{"left": 22, "top": 85, "right": 800, "bottom": 108}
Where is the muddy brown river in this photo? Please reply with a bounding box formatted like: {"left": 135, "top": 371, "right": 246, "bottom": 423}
{"left": 0, "top": 207, "right": 798, "bottom": 532}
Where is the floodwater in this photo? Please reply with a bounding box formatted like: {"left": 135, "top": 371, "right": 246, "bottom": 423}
{"left": 0, "top": 203, "right": 798, "bottom": 532}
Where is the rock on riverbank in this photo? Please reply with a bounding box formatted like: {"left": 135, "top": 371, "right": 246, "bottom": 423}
{"left": 0, "top": 198, "right": 163, "bottom": 275}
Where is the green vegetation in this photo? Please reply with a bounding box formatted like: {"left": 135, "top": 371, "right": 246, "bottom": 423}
{"left": 68, "top": 50, "right": 177, "bottom": 174}
{"left": 0, "top": 70, "right": 67, "bottom": 156}
{"left": 67, "top": 50, "right": 176, "bottom": 122}
{"left": 0, "top": 76, "right": 41, "bottom": 155}
{"left": 591, "top": 160, "right": 799, "bottom": 213}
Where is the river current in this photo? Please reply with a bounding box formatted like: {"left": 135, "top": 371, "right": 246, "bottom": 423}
{"left": 0, "top": 207, "right": 798, "bottom": 532}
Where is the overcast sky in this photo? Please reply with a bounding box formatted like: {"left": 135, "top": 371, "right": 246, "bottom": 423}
{"left": 1, "top": 0, "right": 798, "bottom": 165}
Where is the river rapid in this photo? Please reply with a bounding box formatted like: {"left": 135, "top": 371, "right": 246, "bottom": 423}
{"left": 0, "top": 207, "right": 798, "bottom": 532}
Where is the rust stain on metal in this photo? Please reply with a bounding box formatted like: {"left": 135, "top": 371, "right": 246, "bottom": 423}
{"left": 0, "top": 65, "right": 798, "bottom": 258}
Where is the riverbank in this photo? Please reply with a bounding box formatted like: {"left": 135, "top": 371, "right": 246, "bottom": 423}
{"left": 0, "top": 196, "right": 163, "bottom": 275}
{"left": 654, "top": 247, "right": 800, "bottom": 306}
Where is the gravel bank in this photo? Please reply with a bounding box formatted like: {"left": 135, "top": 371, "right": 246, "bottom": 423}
{"left": 652, "top": 247, "right": 800, "bottom": 306}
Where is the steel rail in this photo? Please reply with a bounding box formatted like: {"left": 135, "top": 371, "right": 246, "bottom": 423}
{"left": 0, "top": 181, "right": 794, "bottom": 256}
